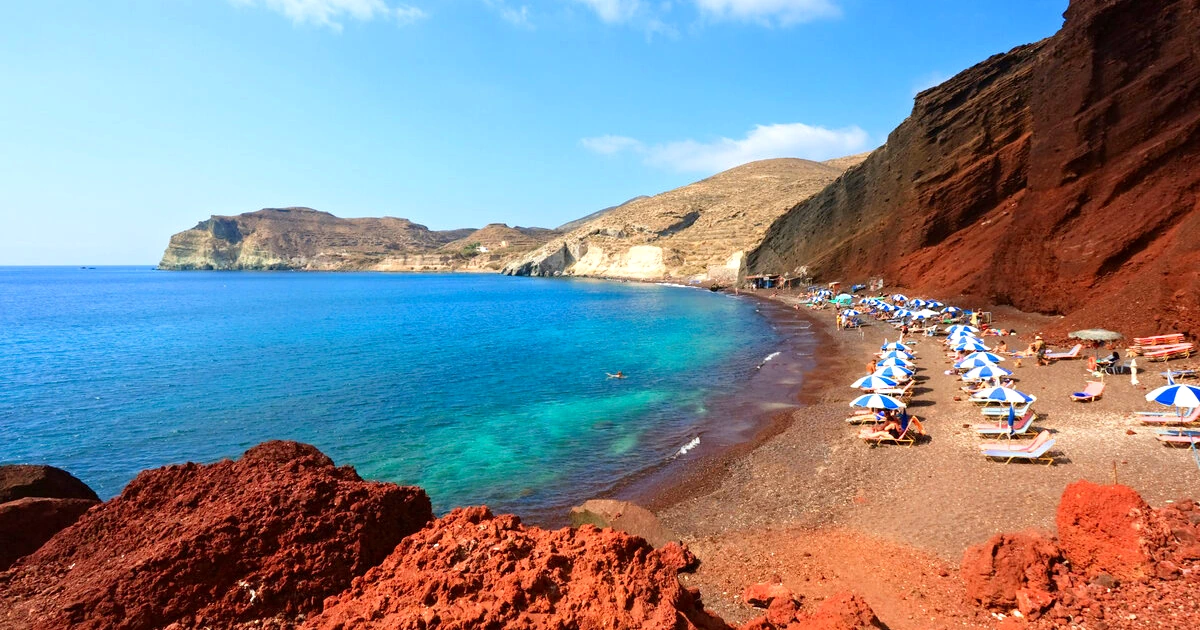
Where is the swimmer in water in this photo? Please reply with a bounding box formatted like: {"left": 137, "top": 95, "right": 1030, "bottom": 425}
{"left": 607, "top": 371, "right": 626, "bottom": 379}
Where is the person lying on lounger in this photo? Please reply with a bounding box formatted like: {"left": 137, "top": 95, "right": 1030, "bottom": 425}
{"left": 858, "top": 414, "right": 924, "bottom": 440}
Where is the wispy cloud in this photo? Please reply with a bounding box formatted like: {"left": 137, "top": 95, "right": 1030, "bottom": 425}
{"left": 230, "top": 0, "right": 428, "bottom": 31}
{"left": 572, "top": 0, "right": 643, "bottom": 23}
{"left": 581, "top": 122, "right": 868, "bottom": 172}
{"left": 693, "top": 0, "right": 839, "bottom": 26}
{"left": 484, "top": 0, "right": 534, "bottom": 28}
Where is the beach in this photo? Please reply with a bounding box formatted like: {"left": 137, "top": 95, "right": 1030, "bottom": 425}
{"left": 648, "top": 291, "right": 1200, "bottom": 628}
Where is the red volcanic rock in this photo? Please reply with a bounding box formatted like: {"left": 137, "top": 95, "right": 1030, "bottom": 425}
{"left": 304, "top": 506, "right": 730, "bottom": 630}
{"left": 961, "top": 531, "right": 1061, "bottom": 608}
{"left": 795, "top": 591, "right": 883, "bottom": 630}
{"left": 0, "top": 441, "right": 432, "bottom": 630}
{"left": 743, "top": 581, "right": 795, "bottom": 607}
{"left": 749, "top": 0, "right": 1200, "bottom": 338}
{"left": 0, "top": 464, "right": 99, "bottom": 503}
{"left": 1056, "top": 480, "right": 1168, "bottom": 582}
{"left": 0, "top": 497, "right": 97, "bottom": 570}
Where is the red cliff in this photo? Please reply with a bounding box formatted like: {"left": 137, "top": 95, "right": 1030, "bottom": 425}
{"left": 750, "top": 0, "right": 1200, "bottom": 336}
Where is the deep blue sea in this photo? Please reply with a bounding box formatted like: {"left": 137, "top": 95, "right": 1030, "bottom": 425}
{"left": 0, "top": 267, "right": 785, "bottom": 516}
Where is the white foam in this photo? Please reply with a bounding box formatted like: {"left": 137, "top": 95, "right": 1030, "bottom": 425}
{"left": 763, "top": 351, "right": 781, "bottom": 362}
{"left": 676, "top": 437, "right": 701, "bottom": 456}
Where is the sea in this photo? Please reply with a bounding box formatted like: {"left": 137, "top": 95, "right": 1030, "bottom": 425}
{"left": 0, "top": 267, "right": 807, "bottom": 518}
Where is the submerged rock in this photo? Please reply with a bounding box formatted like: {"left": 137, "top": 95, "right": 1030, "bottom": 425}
{"left": 0, "top": 441, "right": 432, "bottom": 630}
{"left": 568, "top": 498, "right": 680, "bottom": 548}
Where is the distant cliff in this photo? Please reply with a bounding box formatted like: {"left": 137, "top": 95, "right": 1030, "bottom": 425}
{"left": 502, "top": 156, "right": 867, "bottom": 281}
{"left": 159, "top": 208, "right": 557, "bottom": 271}
{"left": 749, "top": 0, "right": 1200, "bottom": 336}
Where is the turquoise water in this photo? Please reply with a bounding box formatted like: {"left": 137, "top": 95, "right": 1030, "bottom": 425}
{"left": 0, "top": 267, "right": 781, "bottom": 516}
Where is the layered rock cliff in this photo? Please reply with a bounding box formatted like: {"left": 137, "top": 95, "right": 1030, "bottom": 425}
{"left": 159, "top": 208, "right": 558, "bottom": 272}
{"left": 503, "top": 157, "right": 867, "bottom": 281}
{"left": 749, "top": 0, "right": 1200, "bottom": 336}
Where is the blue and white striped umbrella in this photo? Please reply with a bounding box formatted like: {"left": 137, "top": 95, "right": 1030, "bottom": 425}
{"left": 942, "top": 306, "right": 963, "bottom": 314}
{"left": 842, "top": 309, "right": 861, "bottom": 317}
{"left": 877, "top": 357, "right": 915, "bottom": 368}
{"left": 910, "top": 298, "right": 928, "bottom": 308}
{"left": 895, "top": 309, "right": 914, "bottom": 319}
{"left": 964, "top": 365, "right": 1013, "bottom": 380}
{"left": 927, "top": 300, "right": 944, "bottom": 308}
{"left": 881, "top": 341, "right": 909, "bottom": 351}
{"left": 879, "top": 303, "right": 897, "bottom": 312}
{"left": 946, "top": 330, "right": 978, "bottom": 341}
{"left": 974, "top": 386, "right": 1033, "bottom": 404}
{"left": 947, "top": 324, "right": 979, "bottom": 334}
{"left": 874, "top": 366, "right": 914, "bottom": 380}
{"left": 880, "top": 350, "right": 915, "bottom": 360}
{"left": 955, "top": 357, "right": 999, "bottom": 370}
{"left": 963, "top": 351, "right": 1005, "bottom": 364}
{"left": 954, "top": 339, "right": 990, "bottom": 352}
{"left": 850, "top": 393, "right": 906, "bottom": 410}
{"left": 1145, "top": 384, "right": 1200, "bottom": 408}
{"left": 892, "top": 294, "right": 908, "bottom": 302}
{"left": 851, "top": 375, "right": 898, "bottom": 389}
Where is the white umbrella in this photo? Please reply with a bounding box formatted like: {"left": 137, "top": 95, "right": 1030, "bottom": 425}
{"left": 947, "top": 324, "right": 979, "bottom": 334}
{"left": 852, "top": 375, "right": 898, "bottom": 390}
{"left": 850, "top": 393, "right": 906, "bottom": 410}
{"left": 1145, "top": 384, "right": 1200, "bottom": 408}
{"left": 954, "top": 339, "right": 990, "bottom": 352}
{"left": 963, "top": 351, "right": 1005, "bottom": 363}
{"left": 874, "top": 366, "right": 914, "bottom": 380}
{"left": 881, "top": 341, "right": 909, "bottom": 351}
{"left": 964, "top": 365, "right": 1013, "bottom": 380}
{"left": 955, "top": 357, "right": 999, "bottom": 370}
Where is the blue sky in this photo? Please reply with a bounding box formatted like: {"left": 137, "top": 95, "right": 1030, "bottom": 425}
{"left": 1, "top": 0, "right": 1066, "bottom": 264}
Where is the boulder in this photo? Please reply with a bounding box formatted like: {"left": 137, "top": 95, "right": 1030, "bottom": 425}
{"left": 569, "top": 498, "right": 679, "bottom": 548}
{"left": 0, "top": 464, "right": 99, "bottom": 503}
{"left": 743, "top": 582, "right": 795, "bottom": 608}
{"left": 0, "top": 497, "right": 97, "bottom": 570}
{"left": 304, "top": 506, "right": 732, "bottom": 630}
{"left": 0, "top": 441, "right": 433, "bottom": 630}
{"left": 1056, "top": 481, "right": 1169, "bottom": 582}
{"left": 961, "top": 530, "right": 1060, "bottom": 608}
{"left": 794, "top": 591, "right": 884, "bottom": 630}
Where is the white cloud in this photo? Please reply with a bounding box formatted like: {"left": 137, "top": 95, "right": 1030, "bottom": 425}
{"left": 573, "top": 0, "right": 642, "bottom": 23}
{"left": 582, "top": 122, "right": 868, "bottom": 172}
{"left": 230, "top": 0, "right": 428, "bottom": 30}
{"left": 693, "top": 0, "right": 839, "bottom": 26}
{"left": 484, "top": 0, "right": 533, "bottom": 28}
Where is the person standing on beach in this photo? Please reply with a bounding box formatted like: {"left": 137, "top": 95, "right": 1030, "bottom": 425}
{"left": 866, "top": 360, "right": 877, "bottom": 376}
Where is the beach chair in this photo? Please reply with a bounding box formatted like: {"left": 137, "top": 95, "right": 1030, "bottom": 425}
{"left": 1134, "top": 333, "right": 1185, "bottom": 348}
{"left": 1071, "top": 381, "right": 1105, "bottom": 402}
{"left": 981, "top": 399, "right": 1035, "bottom": 417}
{"left": 1156, "top": 432, "right": 1200, "bottom": 447}
{"left": 982, "top": 431, "right": 1056, "bottom": 465}
{"left": 1140, "top": 407, "right": 1200, "bottom": 426}
{"left": 1144, "top": 343, "right": 1194, "bottom": 361}
{"left": 1045, "top": 344, "right": 1083, "bottom": 361}
{"left": 974, "top": 410, "right": 1037, "bottom": 438}
{"left": 845, "top": 413, "right": 880, "bottom": 425}
{"left": 861, "top": 415, "right": 917, "bottom": 447}
{"left": 875, "top": 381, "right": 914, "bottom": 401}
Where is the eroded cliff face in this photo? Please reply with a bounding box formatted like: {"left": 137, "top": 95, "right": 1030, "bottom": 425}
{"left": 159, "top": 208, "right": 557, "bottom": 272}
{"left": 750, "top": 0, "right": 1200, "bottom": 336}
{"left": 503, "top": 157, "right": 867, "bottom": 281}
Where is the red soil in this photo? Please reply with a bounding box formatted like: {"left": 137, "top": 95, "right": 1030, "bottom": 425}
{"left": 749, "top": 0, "right": 1200, "bottom": 338}
{"left": 0, "top": 441, "right": 432, "bottom": 630}
{"left": 304, "top": 505, "right": 730, "bottom": 630}
{"left": 1055, "top": 480, "right": 1168, "bottom": 582}
{"left": 960, "top": 531, "right": 1060, "bottom": 610}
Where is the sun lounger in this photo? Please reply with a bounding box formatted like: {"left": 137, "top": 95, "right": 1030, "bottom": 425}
{"left": 1157, "top": 428, "right": 1200, "bottom": 437}
{"left": 1143, "top": 343, "right": 1194, "bottom": 362}
{"left": 1161, "top": 370, "right": 1197, "bottom": 380}
{"left": 1156, "top": 433, "right": 1200, "bottom": 446}
{"left": 1045, "top": 344, "right": 1083, "bottom": 360}
{"left": 981, "top": 400, "right": 1035, "bottom": 417}
{"left": 861, "top": 416, "right": 917, "bottom": 447}
{"left": 974, "top": 410, "right": 1037, "bottom": 438}
{"left": 875, "top": 381, "right": 914, "bottom": 400}
{"left": 1071, "top": 381, "right": 1104, "bottom": 402}
{"left": 845, "top": 413, "right": 880, "bottom": 425}
{"left": 1140, "top": 408, "right": 1200, "bottom": 425}
{"left": 982, "top": 431, "right": 1056, "bottom": 465}
{"left": 1135, "top": 333, "right": 1185, "bottom": 347}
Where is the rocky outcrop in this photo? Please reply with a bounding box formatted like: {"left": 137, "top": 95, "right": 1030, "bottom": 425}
{"left": 158, "top": 207, "right": 558, "bottom": 271}
{"left": 0, "top": 464, "right": 99, "bottom": 503}
{"left": 0, "top": 441, "right": 432, "bottom": 630}
{"left": 304, "top": 506, "right": 729, "bottom": 630}
{"left": 961, "top": 531, "right": 1060, "bottom": 610}
{"left": 0, "top": 498, "right": 96, "bottom": 570}
{"left": 568, "top": 498, "right": 680, "bottom": 548}
{"left": 1056, "top": 480, "right": 1169, "bottom": 582}
{"left": 750, "top": 0, "right": 1200, "bottom": 337}
{"left": 504, "top": 157, "right": 866, "bottom": 281}
{"left": 741, "top": 591, "right": 883, "bottom": 630}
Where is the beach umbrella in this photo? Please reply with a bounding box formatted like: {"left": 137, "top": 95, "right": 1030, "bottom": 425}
{"left": 964, "top": 365, "right": 1013, "bottom": 380}
{"left": 894, "top": 309, "right": 914, "bottom": 319}
{"left": 942, "top": 306, "right": 963, "bottom": 315}
{"left": 1145, "top": 384, "right": 1200, "bottom": 408}
{"left": 877, "top": 357, "right": 915, "bottom": 368}
{"left": 963, "top": 351, "right": 1005, "bottom": 363}
{"left": 874, "top": 366, "right": 914, "bottom": 380}
{"left": 954, "top": 339, "right": 990, "bottom": 352}
{"left": 880, "top": 341, "right": 909, "bottom": 351}
{"left": 955, "top": 356, "right": 999, "bottom": 370}
{"left": 1069, "top": 329, "right": 1124, "bottom": 342}
{"left": 841, "top": 309, "right": 861, "bottom": 317}
{"left": 974, "top": 386, "right": 1033, "bottom": 404}
{"left": 879, "top": 303, "right": 897, "bottom": 312}
{"left": 851, "top": 375, "right": 898, "bottom": 390}
{"left": 927, "top": 300, "right": 944, "bottom": 308}
{"left": 850, "top": 393, "right": 906, "bottom": 410}
{"left": 892, "top": 294, "right": 908, "bottom": 302}
{"left": 910, "top": 298, "right": 928, "bottom": 308}
{"left": 832, "top": 293, "right": 854, "bottom": 305}
{"left": 880, "top": 350, "right": 915, "bottom": 360}
{"left": 947, "top": 325, "right": 979, "bottom": 334}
